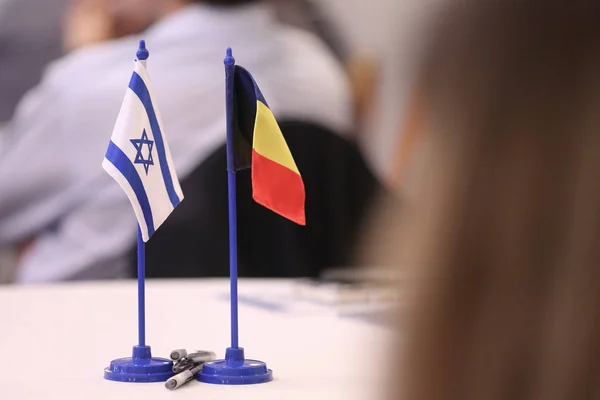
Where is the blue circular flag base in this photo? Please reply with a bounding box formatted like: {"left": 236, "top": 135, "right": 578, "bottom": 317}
{"left": 104, "top": 345, "right": 174, "bottom": 383}
{"left": 198, "top": 347, "right": 273, "bottom": 385}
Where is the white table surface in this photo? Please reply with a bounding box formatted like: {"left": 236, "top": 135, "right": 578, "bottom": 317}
{"left": 0, "top": 279, "right": 395, "bottom": 399}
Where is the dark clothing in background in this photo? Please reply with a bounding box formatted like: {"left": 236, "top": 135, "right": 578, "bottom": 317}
{"left": 140, "top": 121, "right": 381, "bottom": 279}
{"left": 0, "top": 0, "right": 68, "bottom": 122}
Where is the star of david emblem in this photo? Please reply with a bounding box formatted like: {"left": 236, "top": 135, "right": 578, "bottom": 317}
{"left": 131, "top": 129, "right": 154, "bottom": 175}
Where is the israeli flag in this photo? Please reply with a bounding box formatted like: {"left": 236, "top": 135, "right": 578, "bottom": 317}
{"left": 102, "top": 58, "right": 183, "bottom": 242}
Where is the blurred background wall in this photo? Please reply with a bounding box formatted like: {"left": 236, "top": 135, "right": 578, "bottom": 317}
{"left": 320, "top": 0, "right": 441, "bottom": 181}
{"left": 0, "top": 0, "right": 69, "bottom": 122}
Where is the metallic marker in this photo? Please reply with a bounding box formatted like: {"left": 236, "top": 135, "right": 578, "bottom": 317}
{"left": 170, "top": 349, "right": 187, "bottom": 361}
{"left": 165, "top": 364, "right": 204, "bottom": 390}
{"left": 172, "top": 359, "right": 194, "bottom": 374}
{"left": 187, "top": 351, "right": 216, "bottom": 364}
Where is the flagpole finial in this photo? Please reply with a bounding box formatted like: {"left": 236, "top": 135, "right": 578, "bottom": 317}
{"left": 224, "top": 47, "right": 235, "bottom": 66}
{"left": 137, "top": 40, "right": 149, "bottom": 61}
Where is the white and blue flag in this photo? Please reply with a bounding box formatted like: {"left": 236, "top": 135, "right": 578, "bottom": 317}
{"left": 102, "top": 57, "right": 183, "bottom": 242}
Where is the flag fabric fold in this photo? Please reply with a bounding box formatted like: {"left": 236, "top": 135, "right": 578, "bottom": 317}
{"left": 231, "top": 65, "right": 306, "bottom": 226}
{"left": 102, "top": 60, "right": 184, "bottom": 242}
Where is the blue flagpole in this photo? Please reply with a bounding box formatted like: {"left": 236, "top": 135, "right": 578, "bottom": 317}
{"left": 104, "top": 40, "right": 174, "bottom": 383}
{"left": 198, "top": 47, "right": 272, "bottom": 384}
{"left": 136, "top": 41, "right": 149, "bottom": 349}
{"left": 137, "top": 226, "right": 146, "bottom": 347}
{"left": 224, "top": 47, "right": 239, "bottom": 349}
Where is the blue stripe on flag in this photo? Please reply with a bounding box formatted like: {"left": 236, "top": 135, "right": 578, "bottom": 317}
{"left": 129, "top": 72, "right": 181, "bottom": 208}
{"left": 105, "top": 140, "right": 156, "bottom": 237}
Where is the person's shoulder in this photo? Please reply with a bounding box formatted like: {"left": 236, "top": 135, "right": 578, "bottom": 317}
{"left": 277, "top": 25, "right": 345, "bottom": 72}
{"left": 42, "top": 37, "right": 139, "bottom": 87}
{"left": 271, "top": 25, "right": 353, "bottom": 132}
{"left": 28, "top": 36, "right": 141, "bottom": 130}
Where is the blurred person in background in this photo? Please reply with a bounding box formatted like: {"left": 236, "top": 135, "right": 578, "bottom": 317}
{"left": 0, "top": 0, "right": 349, "bottom": 125}
{"left": 0, "top": 0, "right": 352, "bottom": 283}
{"left": 383, "top": 0, "right": 600, "bottom": 399}
{"left": 0, "top": 0, "right": 151, "bottom": 124}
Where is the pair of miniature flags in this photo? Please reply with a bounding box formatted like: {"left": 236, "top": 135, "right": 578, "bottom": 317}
{"left": 103, "top": 48, "right": 306, "bottom": 242}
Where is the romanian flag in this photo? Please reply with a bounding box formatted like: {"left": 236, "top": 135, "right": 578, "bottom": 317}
{"left": 229, "top": 64, "right": 306, "bottom": 226}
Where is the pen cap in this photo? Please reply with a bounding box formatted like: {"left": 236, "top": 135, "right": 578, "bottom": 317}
{"left": 170, "top": 349, "right": 187, "bottom": 361}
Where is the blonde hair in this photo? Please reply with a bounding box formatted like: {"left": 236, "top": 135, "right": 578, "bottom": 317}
{"left": 395, "top": 1, "right": 600, "bottom": 399}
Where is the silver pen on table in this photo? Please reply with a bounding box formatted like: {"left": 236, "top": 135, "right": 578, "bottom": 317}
{"left": 187, "top": 351, "right": 216, "bottom": 364}
{"left": 172, "top": 350, "right": 216, "bottom": 373}
{"left": 172, "top": 358, "right": 194, "bottom": 374}
{"left": 165, "top": 363, "right": 204, "bottom": 390}
{"left": 170, "top": 349, "right": 187, "bottom": 361}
